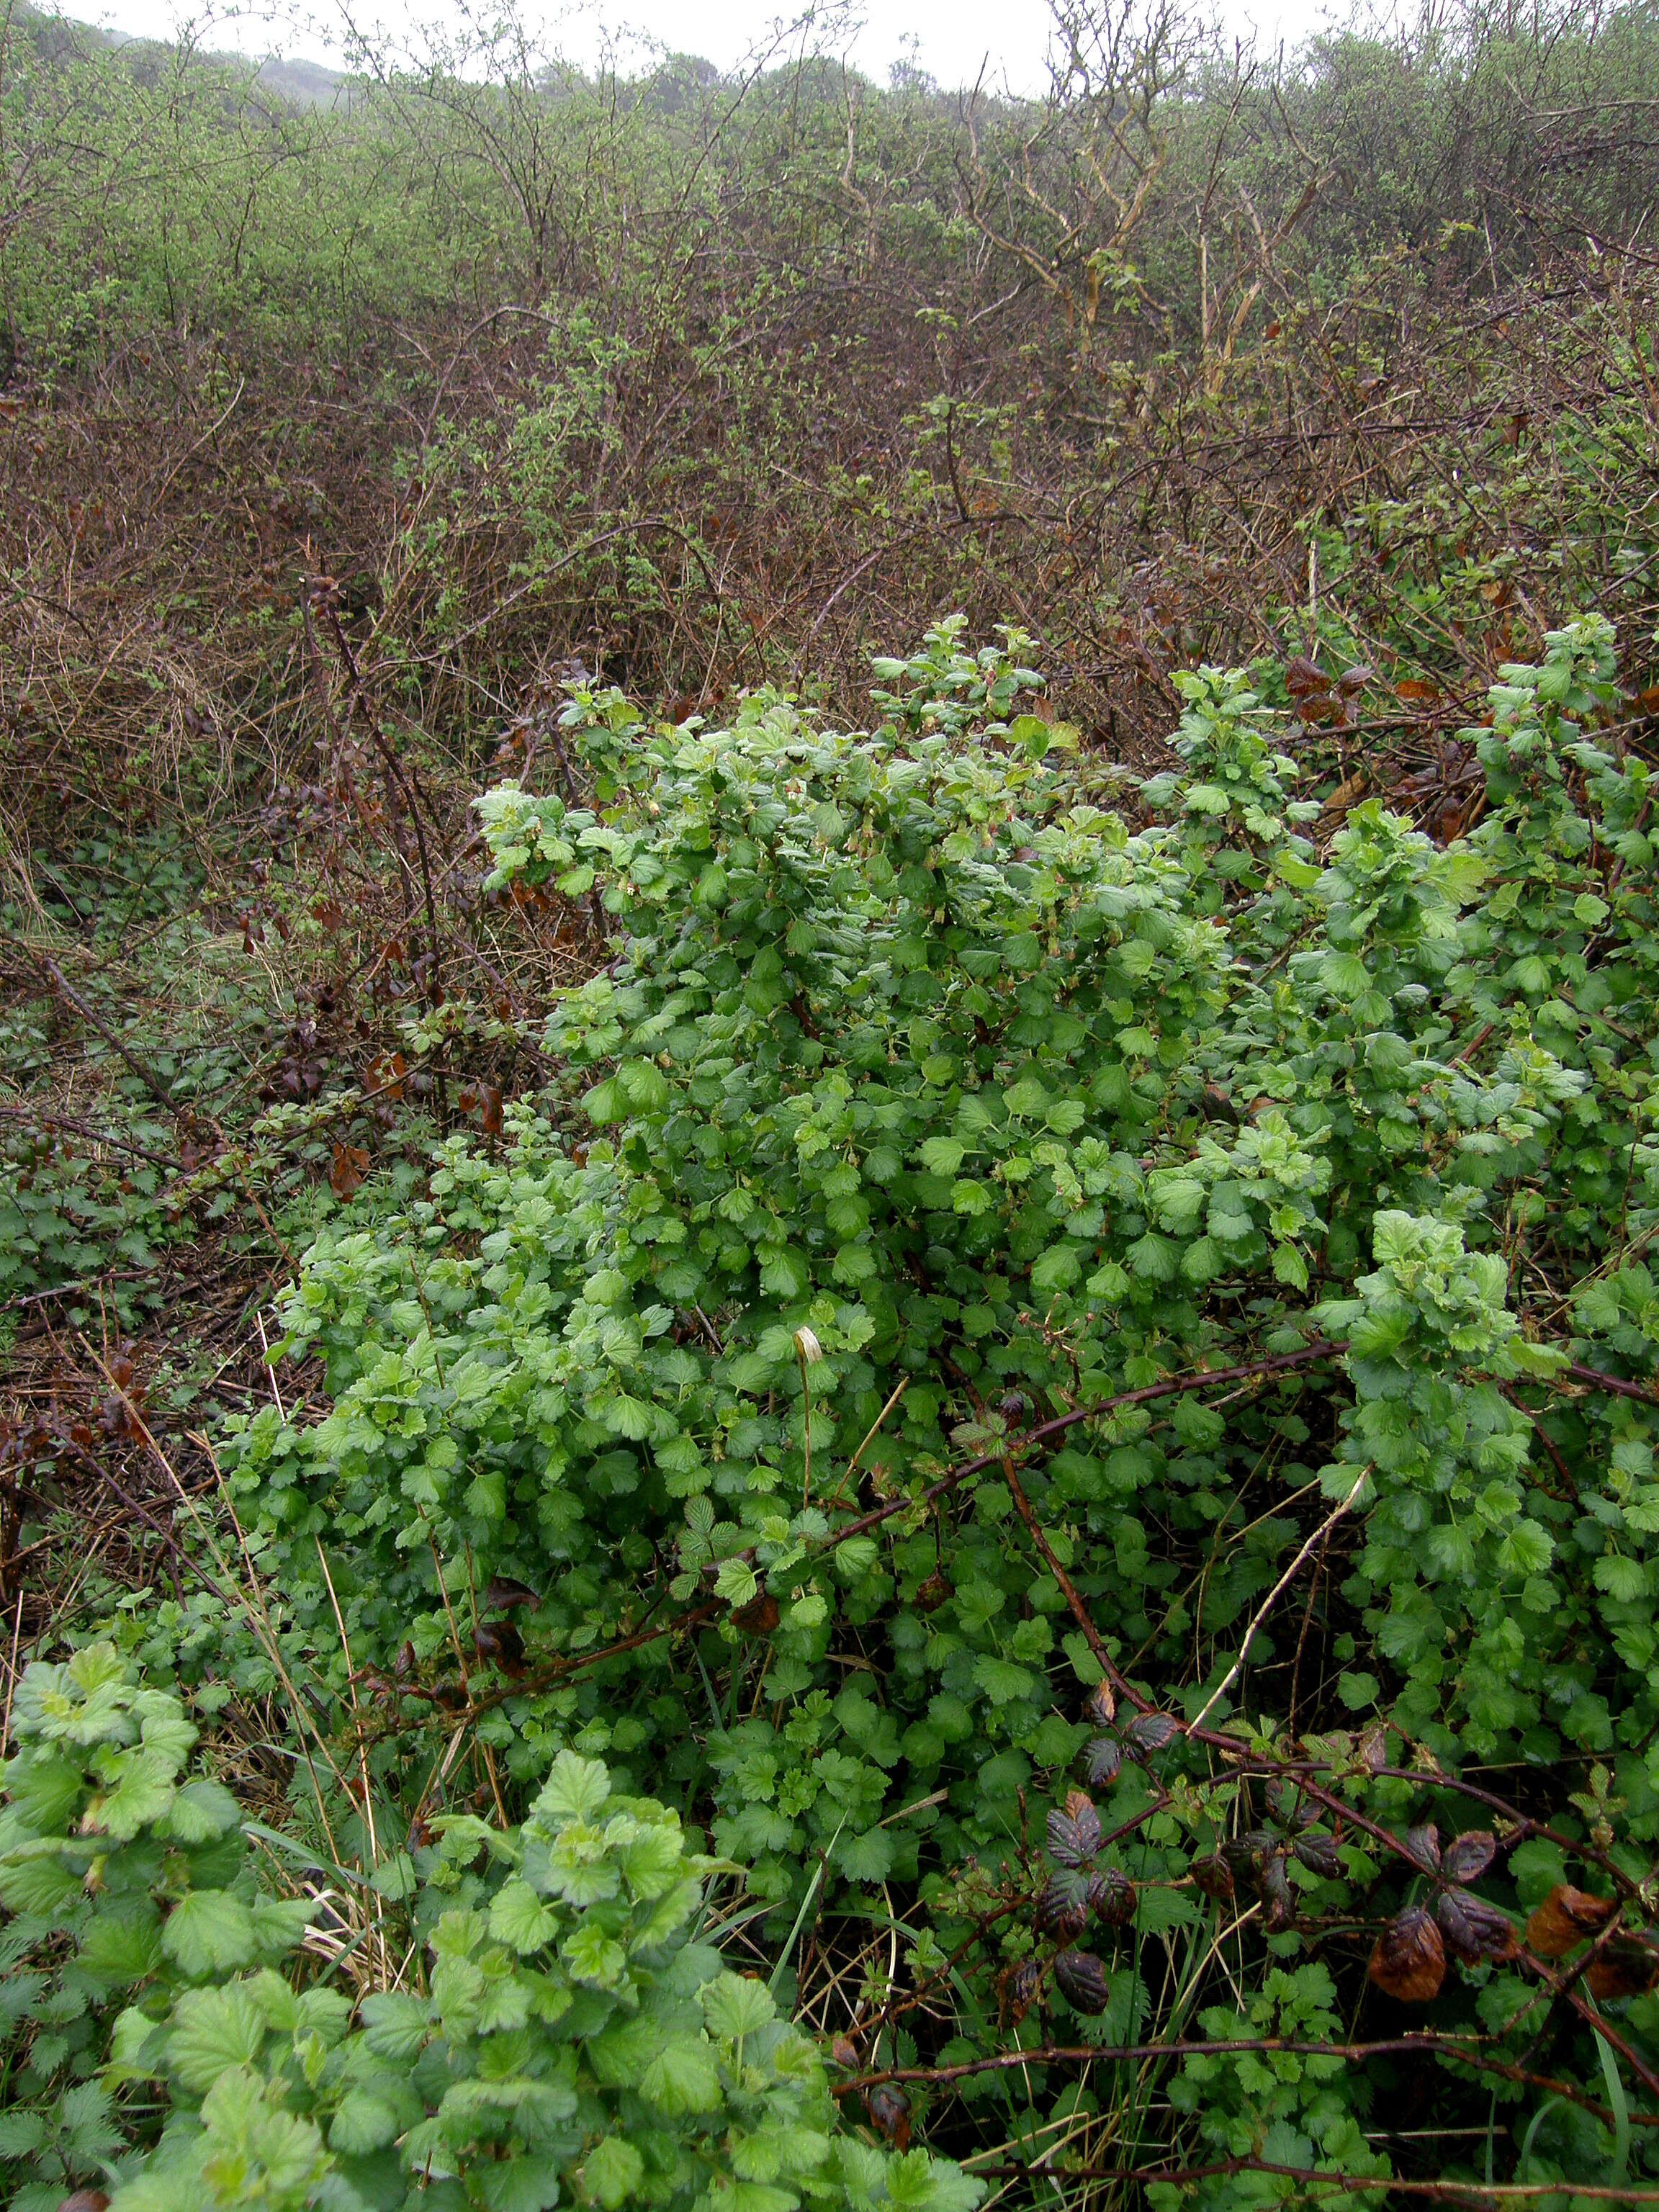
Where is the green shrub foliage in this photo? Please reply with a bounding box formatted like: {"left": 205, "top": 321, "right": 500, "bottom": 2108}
{"left": 0, "top": 1644, "right": 978, "bottom": 2212}
{"left": 205, "top": 613, "right": 1659, "bottom": 2198}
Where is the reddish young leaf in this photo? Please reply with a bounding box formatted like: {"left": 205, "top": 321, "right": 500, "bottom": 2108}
{"left": 1063, "top": 1789, "right": 1102, "bottom": 1849}
{"left": 1259, "top": 1851, "right": 1296, "bottom": 1930}
{"left": 1285, "top": 655, "right": 1331, "bottom": 698}
{"left": 484, "top": 1576, "right": 541, "bottom": 1612}
{"left": 473, "top": 1618, "right": 525, "bottom": 1673}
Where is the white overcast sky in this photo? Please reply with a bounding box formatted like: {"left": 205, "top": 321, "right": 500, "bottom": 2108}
{"left": 91, "top": 0, "right": 1334, "bottom": 92}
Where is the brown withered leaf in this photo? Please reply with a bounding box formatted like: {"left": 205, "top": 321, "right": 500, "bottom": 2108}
{"left": 1048, "top": 1793, "right": 1102, "bottom": 1867}
{"left": 1368, "top": 1907, "right": 1447, "bottom": 2003}
{"left": 1091, "top": 1867, "right": 1137, "bottom": 1928}
{"left": 1053, "top": 1947, "right": 1111, "bottom": 2014}
{"left": 57, "top": 2194, "right": 112, "bottom": 2212}
{"left": 1435, "top": 1888, "right": 1517, "bottom": 1965}
{"left": 1285, "top": 655, "right": 1332, "bottom": 698}
{"left": 1526, "top": 1884, "right": 1618, "bottom": 1959}
{"left": 330, "top": 1142, "right": 370, "bottom": 1198}
{"left": 367, "top": 1050, "right": 408, "bottom": 1100}
{"left": 1084, "top": 1681, "right": 1117, "bottom": 1730}
{"left": 998, "top": 1956, "right": 1043, "bottom": 2028}
{"left": 473, "top": 1619, "right": 524, "bottom": 1673}
{"left": 1441, "top": 1830, "right": 1497, "bottom": 1886}
{"left": 863, "top": 2084, "right": 911, "bottom": 2148}
{"left": 1587, "top": 1938, "right": 1659, "bottom": 2002}
{"left": 830, "top": 2036, "right": 860, "bottom": 2072}
{"left": 913, "top": 1570, "right": 953, "bottom": 1613}
{"left": 732, "top": 1593, "right": 781, "bottom": 1636}
{"left": 485, "top": 1575, "right": 541, "bottom": 1612}
{"left": 1084, "top": 1735, "right": 1123, "bottom": 1787}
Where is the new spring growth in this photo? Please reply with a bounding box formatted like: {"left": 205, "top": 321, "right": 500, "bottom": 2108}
{"left": 796, "top": 1327, "right": 823, "bottom": 1506}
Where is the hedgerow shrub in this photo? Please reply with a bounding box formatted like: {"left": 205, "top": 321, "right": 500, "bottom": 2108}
{"left": 0, "top": 1643, "right": 979, "bottom": 2212}
{"left": 215, "top": 613, "right": 1659, "bottom": 2196}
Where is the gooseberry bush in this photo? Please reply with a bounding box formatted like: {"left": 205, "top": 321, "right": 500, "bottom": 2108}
{"left": 50, "top": 615, "right": 1659, "bottom": 2202}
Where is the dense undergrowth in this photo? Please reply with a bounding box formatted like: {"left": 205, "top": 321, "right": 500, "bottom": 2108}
{"left": 4, "top": 0, "right": 1659, "bottom": 2205}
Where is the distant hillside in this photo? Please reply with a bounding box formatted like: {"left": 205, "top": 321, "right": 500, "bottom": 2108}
{"left": 10, "top": 1, "right": 353, "bottom": 106}
{"left": 250, "top": 50, "right": 351, "bottom": 107}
